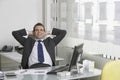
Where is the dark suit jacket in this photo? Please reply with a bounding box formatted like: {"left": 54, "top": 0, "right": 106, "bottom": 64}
{"left": 12, "top": 28, "right": 66, "bottom": 69}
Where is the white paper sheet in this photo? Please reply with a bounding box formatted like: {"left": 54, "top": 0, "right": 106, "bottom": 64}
{"left": 15, "top": 69, "right": 48, "bottom": 75}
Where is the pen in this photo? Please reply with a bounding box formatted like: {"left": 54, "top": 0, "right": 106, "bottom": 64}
{"left": 35, "top": 71, "right": 45, "bottom": 73}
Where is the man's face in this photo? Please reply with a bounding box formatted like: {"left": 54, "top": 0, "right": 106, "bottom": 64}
{"left": 33, "top": 25, "right": 45, "bottom": 39}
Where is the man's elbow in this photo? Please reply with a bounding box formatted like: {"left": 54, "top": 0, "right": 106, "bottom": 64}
{"left": 63, "top": 30, "right": 67, "bottom": 36}
{"left": 12, "top": 31, "right": 16, "bottom": 37}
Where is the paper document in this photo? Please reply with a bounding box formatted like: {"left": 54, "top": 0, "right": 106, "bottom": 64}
{"left": 15, "top": 69, "right": 48, "bottom": 75}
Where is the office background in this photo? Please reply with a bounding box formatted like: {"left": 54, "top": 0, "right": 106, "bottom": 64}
{"left": 0, "top": 0, "right": 120, "bottom": 68}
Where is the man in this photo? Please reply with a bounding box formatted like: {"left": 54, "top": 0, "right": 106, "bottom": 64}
{"left": 12, "top": 23, "right": 66, "bottom": 69}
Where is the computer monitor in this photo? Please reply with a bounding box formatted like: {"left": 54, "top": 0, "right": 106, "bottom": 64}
{"left": 68, "top": 43, "right": 84, "bottom": 71}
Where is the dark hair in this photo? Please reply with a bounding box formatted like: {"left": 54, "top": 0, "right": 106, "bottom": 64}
{"left": 33, "top": 23, "right": 45, "bottom": 31}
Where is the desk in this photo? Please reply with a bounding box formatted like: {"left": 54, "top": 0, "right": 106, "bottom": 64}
{"left": 0, "top": 52, "right": 22, "bottom": 63}
{"left": 0, "top": 52, "right": 64, "bottom": 70}
{"left": 4, "top": 67, "right": 101, "bottom": 80}
{"left": 0, "top": 52, "right": 21, "bottom": 71}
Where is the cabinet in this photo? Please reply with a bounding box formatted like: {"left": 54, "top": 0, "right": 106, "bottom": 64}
{"left": 0, "top": 52, "right": 21, "bottom": 71}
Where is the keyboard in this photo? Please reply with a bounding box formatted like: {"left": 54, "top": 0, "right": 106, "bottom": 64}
{"left": 47, "top": 64, "right": 69, "bottom": 74}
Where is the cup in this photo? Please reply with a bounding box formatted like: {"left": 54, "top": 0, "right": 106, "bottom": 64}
{"left": 83, "top": 60, "right": 95, "bottom": 72}
{"left": 83, "top": 60, "right": 89, "bottom": 72}
{"left": 89, "top": 61, "right": 94, "bottom": 72}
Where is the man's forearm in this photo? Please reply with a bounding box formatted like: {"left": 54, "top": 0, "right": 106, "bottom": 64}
{"left": 12, "top": 29, "right": 27, "bottom": 46}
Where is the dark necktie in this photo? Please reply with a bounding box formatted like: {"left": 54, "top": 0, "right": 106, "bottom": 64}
{"left": 38, "top": 40, "right": 44, "bottom": 63}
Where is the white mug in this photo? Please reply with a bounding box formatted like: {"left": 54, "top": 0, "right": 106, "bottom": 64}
{"left": 83, "top": 60, "right": 89, "bottom": 72}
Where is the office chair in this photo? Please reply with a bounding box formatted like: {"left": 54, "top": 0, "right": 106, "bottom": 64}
{"left": 101, "top": 60, "right": 120, "bottom": 80}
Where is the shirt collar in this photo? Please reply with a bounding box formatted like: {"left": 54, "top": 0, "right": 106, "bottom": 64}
{"left": 35, "top": 39, "right": 44, "bottom": 41}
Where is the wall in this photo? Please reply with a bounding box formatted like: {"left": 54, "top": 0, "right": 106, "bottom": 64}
{"left": 0, "top": 0, "right": 43, "bottom": 48}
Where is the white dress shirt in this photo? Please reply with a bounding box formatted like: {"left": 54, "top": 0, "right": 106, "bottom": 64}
{"left": 28, "top": 40, "right": 52, "bottom": 67}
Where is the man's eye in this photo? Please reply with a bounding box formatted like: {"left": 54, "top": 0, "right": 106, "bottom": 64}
{"left": 35, "top": 29, "right": 39, "bottom": 31}
{"left": 40, "top": 29, "right": 44, "bottom": 31}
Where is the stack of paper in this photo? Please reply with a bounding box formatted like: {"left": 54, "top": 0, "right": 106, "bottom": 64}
{"left": 15, "top": 69, "right": 48, "bottom": 75}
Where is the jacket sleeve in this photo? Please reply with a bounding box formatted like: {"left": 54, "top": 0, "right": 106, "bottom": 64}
{"left": 52, "top": 28, "right": 67, "bottom": 45}
{"left": 12, "top": 29, "right": 27, "bottom": 46}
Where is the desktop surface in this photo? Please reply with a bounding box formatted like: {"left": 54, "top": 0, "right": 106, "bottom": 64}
{"left": 3, "top": 66, "right": 101, "bottom": 80}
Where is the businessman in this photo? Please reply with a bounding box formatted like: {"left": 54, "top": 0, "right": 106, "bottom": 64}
{"left": 12, "top": 23, "right": 67, "bottom": 69}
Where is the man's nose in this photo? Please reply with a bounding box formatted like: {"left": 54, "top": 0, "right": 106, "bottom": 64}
{"left": 38, "top": 30, "right": 42, "bottom": 32}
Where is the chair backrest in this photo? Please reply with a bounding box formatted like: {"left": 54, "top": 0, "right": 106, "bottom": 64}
{"left": 101, "top": 60, "right": 120, "bottom": 80}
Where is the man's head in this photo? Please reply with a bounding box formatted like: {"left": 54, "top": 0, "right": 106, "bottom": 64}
{"left": 33, "top": 23, "right": 46, "bottom": 39}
